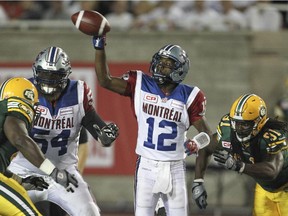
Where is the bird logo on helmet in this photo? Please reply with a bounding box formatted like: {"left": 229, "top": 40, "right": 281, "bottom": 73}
{"left": 0, "top": 77, "right": 38, "bottom": 106}
{"left": 150, "top": 44, "right": 190, "bottom": 84}
{"left": 229, "top": 94, "right": 268, "bottom": 142}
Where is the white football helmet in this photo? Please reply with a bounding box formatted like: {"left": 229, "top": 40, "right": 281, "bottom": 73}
{"left": 32, "top": 46, "right": 72, "bottom": 96}
{"left": 150, "top": 44, "right": 190, "bottom": 84}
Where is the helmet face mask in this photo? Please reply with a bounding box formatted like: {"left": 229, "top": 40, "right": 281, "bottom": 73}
{"left": 231, "top": 119, "right": 254, "bottom": 140}
{"left": 150, "top": 44, "right": 190, "bottom": 84}
{"left": 35, "top": 70, "right": 70, "bottom": 95}
{"left": 152, "top": 56, "right": 175, "bottom": 84}
{"left": 33, "top": 47, "right": 72, "bottom": 97}
{"left": 230, "top": 94, "right": 268, "bottom": 142}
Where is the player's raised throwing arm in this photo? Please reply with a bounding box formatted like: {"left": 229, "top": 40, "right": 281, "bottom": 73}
{"left": 93, "top": 36, "right": 128, "bottom": 95}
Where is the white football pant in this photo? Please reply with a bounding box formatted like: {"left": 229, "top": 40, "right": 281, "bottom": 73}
{"left": 9, "top": 164, "right": 100, "bottom": 216}
{"left": 135, "top": 157, "right": 188, "bottom": 216}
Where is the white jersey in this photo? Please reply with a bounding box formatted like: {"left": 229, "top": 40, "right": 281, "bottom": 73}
{"left": 125, "top": 71, "right": 206, "bottom": 161}
{"left": 10, "top": 79, "right": 88, "bottom": 172}
{"left": 125, "top": 71, "right": 207, "bottom": 216}
{"left": 8, "top": 79, "right": 100, "bottom": 216}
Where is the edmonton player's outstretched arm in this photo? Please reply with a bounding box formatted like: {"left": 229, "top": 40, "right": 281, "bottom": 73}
{"left": 241, "top": 153, "right": 283, "bottom": 180}
{"left": 4, "top": 115, "right": 46, "bottom": 167}
{"left": 4, "top": 115, "right": 78, "bottom": 191}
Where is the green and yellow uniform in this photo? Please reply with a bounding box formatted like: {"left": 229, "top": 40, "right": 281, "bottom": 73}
{"left": 0, "top": 87, "right": 41, "bottom": 215}
{"left": 217, "top": 114, "right": 288, "bottom": 216}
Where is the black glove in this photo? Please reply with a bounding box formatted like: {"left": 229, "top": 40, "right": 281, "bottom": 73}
{"left": 50, "top": 168, "right": 78, "bottom": 192}
{"left": 213, "top": 149, "right": 244, "bottom": 172}
{"left": 22, "top": 176, "right": 49, "bottom": 191}
{"left": 94, "top": 123, "right": 119, "bottom": 147}
{"left": 155, "top": 207, "right": 166, "bottom": 216}
{"left": 192, "top": 180, "right": 208, "bottom": 209}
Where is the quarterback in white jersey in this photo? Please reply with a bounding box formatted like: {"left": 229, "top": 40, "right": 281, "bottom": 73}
{"left": 8, "top": 47, "right": 119, "bottom": 216}
{"left": 93, "top": 35, "right": 213, "bottom": 216}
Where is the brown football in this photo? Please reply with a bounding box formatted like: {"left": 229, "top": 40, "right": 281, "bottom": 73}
{"left": 71, "top": 10, "right": 111, "bottom": 36}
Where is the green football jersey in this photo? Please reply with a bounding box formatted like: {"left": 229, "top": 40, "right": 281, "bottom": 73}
{"left": 0, "top": 98, "right": 33, "bottom": 173}
{"left": 216, "top": 114, "right": 288, "bottom": 192}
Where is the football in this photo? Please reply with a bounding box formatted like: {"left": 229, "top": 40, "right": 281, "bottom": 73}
{"left": 71, "top": 10, "right": 111, "bottom": 36}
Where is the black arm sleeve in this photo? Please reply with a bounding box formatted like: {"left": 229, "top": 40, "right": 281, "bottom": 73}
{"left": 82, "top": 109, "right": 106, "bottom": 140}
{"left": 79, "top": 127, "right": 88, "bottom": 144}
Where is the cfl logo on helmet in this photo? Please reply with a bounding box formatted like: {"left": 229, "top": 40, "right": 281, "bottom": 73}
{"left": 61, "top": 54, "right": 70, "bottom": 66}
{"left": 159, "top": 49, "right": 170, "bottom": 56}
{"left": 180, "top": 51, "right": 187, "bottom": 61}
{"left": 24, "top": 89, "right": 35, "bottom": 102}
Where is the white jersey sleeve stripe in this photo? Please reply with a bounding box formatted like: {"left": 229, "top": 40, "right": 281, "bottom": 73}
{"left": 186, "top": 86, "right": 200, "bottom": 108}
{"left": 77, "top": 80, "right": 85, "bottom": 118}
{"left": 134, "top": 71, "right": 142, "bottom": 118}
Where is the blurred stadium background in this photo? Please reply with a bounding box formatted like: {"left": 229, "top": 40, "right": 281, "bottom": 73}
{"left": 1, "top": 1, "right": 288, "bottom": 215}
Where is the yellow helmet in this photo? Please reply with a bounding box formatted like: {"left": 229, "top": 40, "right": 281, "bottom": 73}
{"left": 230, "top": 94, "right": 268, "bottom": 141}
{"left": 0, "top": 77, "right": 39, "bottom": 106}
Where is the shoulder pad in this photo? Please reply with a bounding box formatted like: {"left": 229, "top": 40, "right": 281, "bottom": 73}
{"left": 7, "top": 98, "right": 34, "bottom": 123}
{"left": 262, "top": 129, "right": 288, "bottom": 154}
{"left": 219, "top": 114, "right": 231, "bottom": 127}
{"left": 216, "top": 114, "right": 231, "bottom": 142}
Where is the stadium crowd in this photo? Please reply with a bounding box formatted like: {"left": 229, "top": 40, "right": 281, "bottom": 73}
{"left": 0, "top": 0, "right": 287, "bottom": 32}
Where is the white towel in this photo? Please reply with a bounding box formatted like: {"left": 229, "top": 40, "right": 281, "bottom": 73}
{"left": 152, "top": 162, "right": 172, "bottom": 194}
